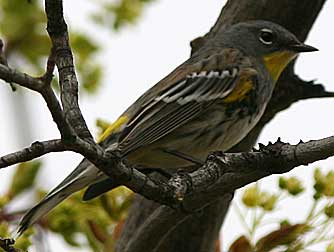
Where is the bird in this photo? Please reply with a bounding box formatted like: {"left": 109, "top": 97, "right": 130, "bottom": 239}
{"left": 18, "top": 20, "right": 317, "bottom": 234}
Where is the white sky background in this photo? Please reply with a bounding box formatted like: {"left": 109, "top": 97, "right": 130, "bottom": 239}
{"left": 0, "top": 0, "right": 334, "bottom": 251}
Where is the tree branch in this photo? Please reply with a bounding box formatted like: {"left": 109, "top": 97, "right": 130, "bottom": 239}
{"left": 0, "top": 238, "right": 23, "bottom": 252}
{"left": 0, "top": 140, "right": 64, "bottom": 168}
{"left": 41, "top": 47, "right": 56, "bottom": 86}
{"left": 0, "top": 60, "right": 74, "bottom": 140}
{"left": 1, "top": 132, "right": 334, "bottom": 217}
{"left": 0, "top": 64, "right": 44, "bottom": 92}
{"left": 121, "top": 136, "right": 334, "bottom": 252}
{"left": 45, "top": 0, "right": 93, "bottom": 142}
{"left": 258, "top": 71, "right": 334, "bottom": 128}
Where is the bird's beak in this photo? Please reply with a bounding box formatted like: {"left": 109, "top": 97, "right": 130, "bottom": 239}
{"left": 287, "top": 43, "right": 318, "bottom": 53}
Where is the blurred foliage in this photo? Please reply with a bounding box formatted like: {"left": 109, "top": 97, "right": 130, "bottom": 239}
{"left": 230, "top": 169, "right": 334, "bottom": 252}
{"left": 0, "top": 0, "right": 48, "bottom": 70}
{"left": 279, "top": 176, "right": 305, "bottom": 196}
{"left": 91, "top": 0, "right": 155, "bottom": 30}
{"left": 44, "top": 186, "right": 133, "bottom": 251}
{"left": 0, "top": 0, "right": 155, "bottom": 94}
{"left": 8, "top": 161, "right": 41, "bottom": 199}
{"left": 0, "top": 165, "right": 133, "bottom": 252}
{"left": 0, "top": 0, "right": 102, "bottom": 94}
{"left": 70, "top": 33, "right": 102, "bottom": 93}
{"left": 242, "top": 184, "right": 278, "bottom": 211}
{"left": 314, "top": 168, "right": 334, "bottom": 199}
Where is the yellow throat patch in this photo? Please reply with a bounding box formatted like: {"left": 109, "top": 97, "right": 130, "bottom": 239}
{"left": 263, "top": 51, "right": 297, "bottom": 82}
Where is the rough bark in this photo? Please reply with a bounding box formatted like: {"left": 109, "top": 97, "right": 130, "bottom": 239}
{"left": 116, "top": 1, "right": 328, "bottom": 252}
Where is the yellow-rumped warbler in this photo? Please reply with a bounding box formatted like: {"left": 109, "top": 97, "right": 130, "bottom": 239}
{"left": 18, "top": 20, "right": 317, "bottom": 233}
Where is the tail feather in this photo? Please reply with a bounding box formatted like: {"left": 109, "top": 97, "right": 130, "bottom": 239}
{"left": 18, "top": 159, "right": 107, "bottom": 235}
{"left": 83, "top": 178, "right": 118, "bottom": 201}
{"left": 18, "top": 180, "right": 78, "bottom": 235}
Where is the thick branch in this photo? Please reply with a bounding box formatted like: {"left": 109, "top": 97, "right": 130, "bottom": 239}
{"left": 258, "top": 72, "right": 334, "bottom": 129}
{"left": 121, "top": 136, "right": 334, "bottom": 252}
{"left": 124, "top": 206, "right": 189, "bottom": 252}
{"left": 1, "top": 131, "right": 334, "bottom": 215}
{"left": 123, "top": 194, "right": 233, "bottom": 252}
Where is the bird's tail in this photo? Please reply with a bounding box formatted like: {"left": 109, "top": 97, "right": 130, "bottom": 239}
{"left": 18, "top": 159, "right": 107, "bottom": 235}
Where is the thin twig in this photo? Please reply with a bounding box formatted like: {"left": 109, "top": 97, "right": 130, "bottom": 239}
{"left": 0, "top": 64, "right": 44, "bottom": 91}
{"left": 0, "top": 140, "right": 65, "bottom": 168}
{"left": 41, "top": 47, "right": 56, "bottom": 86}
{"left": 0, "top": 238, "right": 23, "bottom": 252}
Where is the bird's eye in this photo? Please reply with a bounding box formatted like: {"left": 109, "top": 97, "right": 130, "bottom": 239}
{"left": 259, "top": 28, "right": 274, "bottom": 45}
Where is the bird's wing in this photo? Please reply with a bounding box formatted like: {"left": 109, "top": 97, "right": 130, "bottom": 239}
{"left": 118, "top": 69, "right": 239, "bottom": 156}
{"left": 116, "top": 50, "right": 256, "bottom": 156}
{"left": 85, "top": 49, "right": 257, "bottom": 201}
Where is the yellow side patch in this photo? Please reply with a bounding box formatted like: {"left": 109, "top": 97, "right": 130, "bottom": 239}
{"left": 224, "top": 78, "right": 254, "bottom": 103}
{"left": 98, "top": 116, "right": 129, "bottom": 143}
{"left": 263, "top": 51, "right": 297, "bottom": 81}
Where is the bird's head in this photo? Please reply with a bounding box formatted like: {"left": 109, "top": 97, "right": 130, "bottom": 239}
{"left": 215, "top": 20, "right": 318, "bottom": 81}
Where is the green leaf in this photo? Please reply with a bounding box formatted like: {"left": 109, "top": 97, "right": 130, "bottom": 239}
{"left": 327, "top": 242, "right": 334, "bottom": 252}
{"left": 80, "top": 64, "right": 103, "bottom": 94}
{"left": 242, "top": 185, "right": 259, "bottom": 208}
{"left": 313, "top": 169, "right": 334, "bottom": 198}
{"left": 14, "top": 229, "right": 34, "bottom": 251}
{"left": 8, "top": 161, "right": 42, "bottom": 198}
{"left": 279, "top": 176, "right": 304, "bottom": 196}
{"left": 324, "top": 203, "right": 334, "bottom": 218}
{"left": 91, "top": 0, "right": 155, "bottom": 30}
{"left": 259, "top": 193, "right": 278, "bottom": 211}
